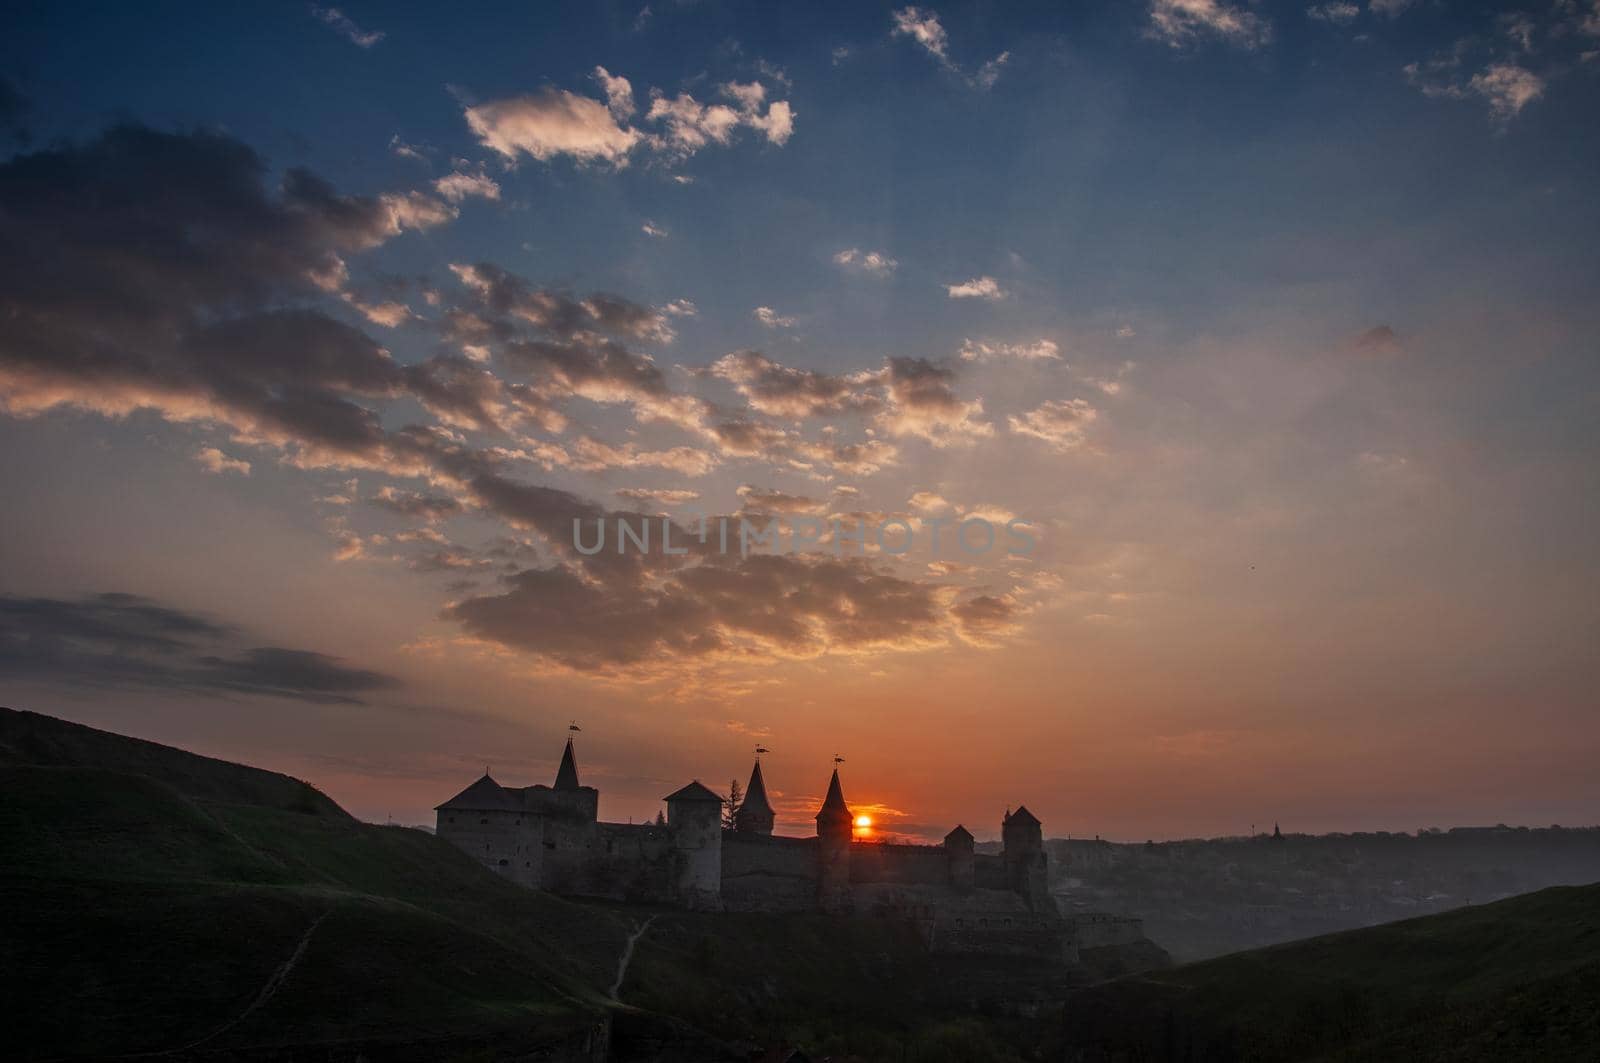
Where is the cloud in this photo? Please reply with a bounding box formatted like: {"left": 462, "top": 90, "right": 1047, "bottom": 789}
{"left": 952, "top": 593, "right": 1021, "bottom": 646}
{"left": 641, "top": 220, "right": 668, "bottom": 237}
{"left": 195, "top": 447, "right": 251, "bottom": 476}
{"left": 616, "top": 487, "right": 701, "bottom": 505}
{"left": 892, "top": 7, "right": 951, "bottom": 62}
{"left": 434, "top": 170, "right": 501, "bottom": 203}
{"left": 1147, "top": 0, "right": 1271, "bottom": 50}
{"left": 1405, "top": 57, "right": 1546, "bottom": 124}
{"left": 464, "top": 70, "right": 795, "bottom": 168}
{"left": 1368, "top": 0, "right": 1413, "bottom": 16}
{"left": 592, "top": 65, "right": 636, "bottom": 120}
{"left": 465, "top": 88, "right": 643, "bottom": 165}
{"left": 873, "top": 357, "right": 994, "bottom": 447}
{"left": 707, "top": 350, "right": 879, "bottom": 419}
{"left": 753, "top": 306, "right": 797, "bottom": 329}
{"left": 445, "top": 553, "right": 951, "bottom": 673}
{"left": 891, "top": 7, "right": 1011, "bottom": 89}
{"left": 1007, "top": 398, "right": 1098, "bottom": 452}
{"left": 946, "top": 276, "right": 1006, "bottom": 300}
{"left": 737, "top": 485, "right": 827, "bottom": 514}
{"left": 833, "top": 247, "right": 899, "bottom": 276}
{"left": 958, "top": 338, "right": 1059, "bottom": 362}
{"left": 310, "top": 5, "right": 384, "bottom": 48}
{"left": 368, "top": 485, "right": 463, "bottom": 521}
{"left": 1468, "top": 63, "right": 1544, "bottom": 121}
{"left": 0, "top": 592, "right": 398, "bottom": 704}
{"left": 1353, "top": 324, "right": 1400, "bottom": 354}
{"left": 1305, "top": 3, "right": 1359, "bottom": 25}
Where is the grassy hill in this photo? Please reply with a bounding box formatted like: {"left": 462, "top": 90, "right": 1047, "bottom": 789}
{"left": 1054, "top": 882, "right": 1600, "bottom": 1061}
{"left": 0, "top": 707, "right": 638, "bottom": 1059}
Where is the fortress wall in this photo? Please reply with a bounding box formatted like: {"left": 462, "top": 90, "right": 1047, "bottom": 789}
{"left": 436, "top": 808, "right": 542, "bottom": 887}
{"left": 721, "top": 832, "right": 818, "bottom": 912}
{"left": 849, "top": 841, "right": 949, "bottom": 886}
{"left": 973, "top": 852, "right": 1008, "bottom": 890}
{"left": 542, "top": 820, "right": 677, "bottom": 901}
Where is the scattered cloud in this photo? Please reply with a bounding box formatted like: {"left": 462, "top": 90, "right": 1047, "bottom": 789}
{"left": 434, "top": 170, "right": 501, "bottom": 203}
{"left": 707, "top": 350, "right": 879, "bottom": 419}
{"left": 310, "top": 5, "right": 384, "bottom": 48}
{"left": 1469, "top": 62, "right": 1545, "bottom": 122}
{"left": 833, "top": 247, "right": 898, "bottom": 276}
{"left": 890, "top": 7, "right": 1009, "bottom": 88}
{"left": 946, "top": 276, "right": 1006, "bottom": 301}
{"left": 874, "top": 357, "right": 994, "bottom": 447}
{"left": 0, "top": 592, "right": 398, "bottom": 703}
{"left": 1008, "top": 398, "right": 1098, "bottom": 452}
{"left": 1147, "top": 0, "right": 1271, "bottom": 50}
{"left": 1306, "top": 3, "right": 1359, "bottom": 26}
{"left": 753, "top": 306, "right": 797, "bottom": 329}
{"left": 195, "top": 447, "right": 251, "bottom": 476}
{"left": 958, "top": 338, "right": 1058, "bottom": 361}
{"left": 465, "top": 71, "right": 794, "bottom": 167}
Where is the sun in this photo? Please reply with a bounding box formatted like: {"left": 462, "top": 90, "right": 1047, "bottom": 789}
{"left": 854, "top": 814, "right": 872, "bottom": 829}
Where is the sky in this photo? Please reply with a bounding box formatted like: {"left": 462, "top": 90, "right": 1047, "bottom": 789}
{"left": 1, "top": 0, "right": 1597, "bottom": 842}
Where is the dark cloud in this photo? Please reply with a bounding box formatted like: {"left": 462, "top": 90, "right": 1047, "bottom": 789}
{"left": 0, "top": 125, "right": 449, "bottom": 462}
{"left": 445, "top": 553, "right": 949, "bottom": 673}
{"left": 875, "top": 356, "right": 993, "bottom": 446}
{"left": 951, "top": 594, "right": 1019, "bottom": 644}
{"left": 0, "top": 593, "right": 398, "bottom": 704}
{"left": 707, "top": 350, "right": 880, "bottom": 419}
{"left": 1353, "top": 325, "right": 1400, "bottom": 354}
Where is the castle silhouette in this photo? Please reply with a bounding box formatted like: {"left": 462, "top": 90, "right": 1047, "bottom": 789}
{"left": 436, "top": 735, "right": 1073, "bottom": 958}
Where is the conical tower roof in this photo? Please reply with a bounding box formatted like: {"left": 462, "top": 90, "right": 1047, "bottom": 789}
{"left": 554, "top": 737, "right": 580, "bottom": 790}
{"left": 743, "top": 759, "right": 775, "bottom": 815}
{"left": 435, "top": 772, "right": 514, "bottom": 811}
{"left": 816, "top": 768, "right": 852, "bottom": 827}
{"left": 1005, "top": 804, "right": 1040, "bottom": 826}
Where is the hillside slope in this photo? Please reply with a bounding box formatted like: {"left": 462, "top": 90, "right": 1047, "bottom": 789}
{"left": 0, "top": 708, "right": 636, "bottom": 1060}
{"left": 1055, "top": 882, "right": 1600, "bottom": 1061}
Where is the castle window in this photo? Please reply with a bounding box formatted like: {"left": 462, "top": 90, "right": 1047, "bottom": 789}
{"left": 448, "top": 816, "right": 455, "bottom": 824}
{"left": 497, "top": 859, "right": 509, "bottom": 867}
{"left": 480, "top": 818, "right": 489, "bottom": 825}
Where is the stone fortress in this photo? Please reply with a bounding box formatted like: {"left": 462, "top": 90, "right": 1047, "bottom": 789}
{"left": 436, "top": 735, "right": 1075, "bottom": 959}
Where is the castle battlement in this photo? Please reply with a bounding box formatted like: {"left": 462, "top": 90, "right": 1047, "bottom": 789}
{"left": 434, "top": 736, "right": 1073, "bottom": 958}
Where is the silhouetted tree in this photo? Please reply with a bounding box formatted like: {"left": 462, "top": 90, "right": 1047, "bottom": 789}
{"left": 723, "top": 778, "right": 744, "bottom": 828}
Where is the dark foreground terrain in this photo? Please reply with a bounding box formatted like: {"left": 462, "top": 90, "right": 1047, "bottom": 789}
{"left": 1055, "top": 881, "right": 1600, "bottom": 1061}
{"left": 4, "top": 705, "right": 1597, "bottom": 1062}
{"left": 0, "top": 707, "right": 1068, "bottom": 1061}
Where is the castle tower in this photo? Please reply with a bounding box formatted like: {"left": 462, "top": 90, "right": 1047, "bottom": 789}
{"left": 1002, "top": 805, "right": 1048, "bottom": 907}
{"left": 665, "top": 780, "right": 724, "bottom": 909}
{"left": 733, "top": 758, "right": 776, "bottom": 835}
{"left": 554, "top": 736, "right": 580, "bottom": 790}
{"left": 815, "top": 767, "right": 853, "bottom": 913}
{"left": 944, "top": 824, "right": 975, "bottom": 894}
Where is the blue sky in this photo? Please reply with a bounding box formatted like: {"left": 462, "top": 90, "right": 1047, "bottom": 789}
{"left": 1, "top": 1, "right": 1597, "bottom": 838}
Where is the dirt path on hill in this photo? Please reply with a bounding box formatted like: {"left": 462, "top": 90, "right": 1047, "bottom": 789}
{"left": 162, "top": 908, "right": 332, "bottom": 1055}
{"left": 610, "top": 914, "right": 658, "bottom": 1001}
